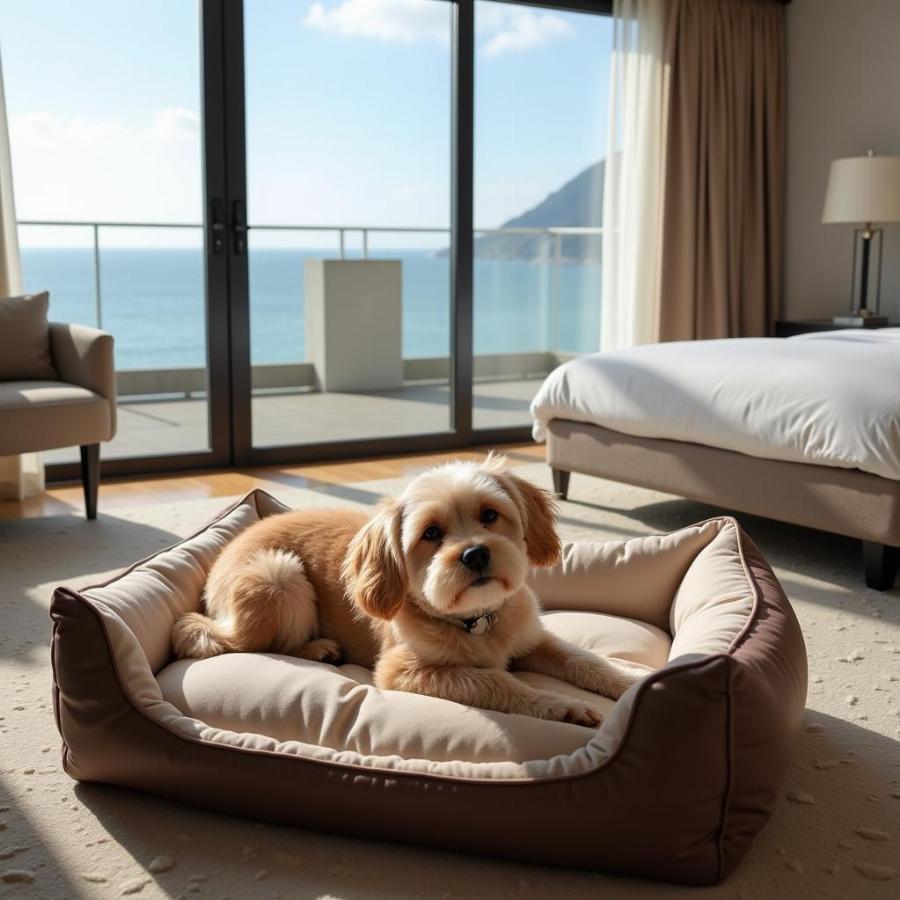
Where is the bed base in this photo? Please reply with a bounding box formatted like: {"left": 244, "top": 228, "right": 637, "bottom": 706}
{"left": 546, "top": 420, "right": 900, "bottom": 591}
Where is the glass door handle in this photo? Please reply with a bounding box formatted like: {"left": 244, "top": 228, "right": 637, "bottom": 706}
{"left": 210, "top": 199, "right": 226, "bottom": 255}
{"left": 231, "top": 200, "right": 247, "bottom": 256}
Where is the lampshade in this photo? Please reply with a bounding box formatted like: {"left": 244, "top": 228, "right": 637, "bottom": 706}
{"left": 822, "top": 154, "right": 900, "bottom": 224}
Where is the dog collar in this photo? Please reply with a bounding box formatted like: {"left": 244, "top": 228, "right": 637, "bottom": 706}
{"left": 451, "top": 611, "right": 499, "bottom": 635}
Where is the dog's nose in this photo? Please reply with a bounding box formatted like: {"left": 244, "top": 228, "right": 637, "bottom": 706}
{"left": 460, "top": 545, "right": 490, "bottom": 571}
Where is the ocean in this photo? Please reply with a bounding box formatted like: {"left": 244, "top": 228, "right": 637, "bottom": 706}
{"left": 20, "top": 248, "right": 601, "bottom": 370}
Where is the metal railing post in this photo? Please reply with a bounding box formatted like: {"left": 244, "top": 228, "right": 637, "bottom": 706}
{"left": 362, "top": 228, "right": 368, "bottom": 259}
{"left": 551, "top": 231, "right": 561, "bottom": 352}
{"left": 92, "top": 223, "right": 103, "bottom": 328}
{"left": 338, "top": 228, "right": 345, "bottom": 259}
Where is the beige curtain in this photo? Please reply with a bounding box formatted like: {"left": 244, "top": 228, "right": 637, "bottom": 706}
{"left": 0, "top": 48, "right": 45, "bottom": 500}
{"left": 658, "top": 0, "right": 785, "bottom": 340}
{"left": 601, "top": 0, "right": 670, "bottom": 350}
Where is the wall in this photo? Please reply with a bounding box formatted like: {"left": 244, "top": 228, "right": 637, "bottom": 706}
{"left": 785, "top": 0, "right": 900, "bottom": 321}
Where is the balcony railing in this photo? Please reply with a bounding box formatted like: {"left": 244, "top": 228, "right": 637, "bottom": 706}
{"left": 17, "top": 220, "right": 602, "bottom": 398}
{"left": 17, "top": 219, "right": 603, "bottom": 332}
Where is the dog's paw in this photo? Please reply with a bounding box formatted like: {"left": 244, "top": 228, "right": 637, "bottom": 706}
{"left": 298, "top": 638, "right": 343, "bottom": 665}
{"left": 568, "top": 658, "right": 650, "bottom": 700}
{"left": 540, "top": 698, "right": 604, "bottom": 728}
{"left": 603, "top": 662, "right": 652, "bottom": 700}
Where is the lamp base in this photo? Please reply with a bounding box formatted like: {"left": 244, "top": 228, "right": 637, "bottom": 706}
{"left": 832, "top": 310, "right": 889, "bottom": 327}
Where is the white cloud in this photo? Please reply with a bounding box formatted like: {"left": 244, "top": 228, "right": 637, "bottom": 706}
{"left": 11, "top": 112, "right": 123, "bottom": 150}
{"left": 10, "top": 108, "right": 203, "bottom": 242}
{"left": 11, "top": 107, "right": 199, "bottom": 151}
{"left": 9, "top": 106, "right": 448, "bottom": 246}
{"left": 481, "top": 10, "right": 573, "bottom": 58}
{"left": 304, "top": 0, "right": 448, "bottom": 43}
{"left": 151, "top": 107, "right": 200, "bottom": 141}
{"left": 303, "top": 0, "right": 573, "bottom": 57}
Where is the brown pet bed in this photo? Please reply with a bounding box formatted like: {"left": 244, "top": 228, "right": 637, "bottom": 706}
{"left": 51, "top": 489, "right": 807, "bottom": 885}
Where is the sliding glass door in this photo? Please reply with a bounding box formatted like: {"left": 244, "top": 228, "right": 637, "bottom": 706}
{"left": 2, "top": 0, "right": 232, "bottom": 474}
{"left": 473, "top": 0, "right": 611, "bottom": 429}
{"left": 241, "top": 0, "right": 453, "bottom": 451}
{"left": 3, "top": 0, "right": 610, "bottom": 478}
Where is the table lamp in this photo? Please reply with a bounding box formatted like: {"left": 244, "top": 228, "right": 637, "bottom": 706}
{"left": 822, "top": 150, "right": 900, "bottom": 326}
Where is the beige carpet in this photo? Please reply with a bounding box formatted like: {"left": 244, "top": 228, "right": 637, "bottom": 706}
{"left": 1, "top": 463, "right": 898, "bottom": 900}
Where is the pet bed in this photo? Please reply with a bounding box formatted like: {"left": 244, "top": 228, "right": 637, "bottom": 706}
{"left": 51, "top": 489, "right": 807, "bottom": 885}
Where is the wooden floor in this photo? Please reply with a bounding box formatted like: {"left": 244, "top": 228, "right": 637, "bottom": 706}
{"left": 0, "top": 442, "right": 546, "bottom": 520}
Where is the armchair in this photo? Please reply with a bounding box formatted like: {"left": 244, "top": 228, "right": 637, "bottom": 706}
{"left": 0, "top": 293, "right": 116, "bottom": 518}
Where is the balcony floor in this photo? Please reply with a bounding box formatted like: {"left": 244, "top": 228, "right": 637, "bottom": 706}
{"left": 45, "top": 379, "right": 543, "bottom": 464}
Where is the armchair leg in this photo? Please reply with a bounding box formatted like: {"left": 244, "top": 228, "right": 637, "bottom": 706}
{"left": 862, "top": 541, "right": 899, "bottom": 591}
{"left": 551, "top": 468, "right": 570, "bottom": 501}
{"left": 80, "top": 444, "right": 100, "bottom": 520}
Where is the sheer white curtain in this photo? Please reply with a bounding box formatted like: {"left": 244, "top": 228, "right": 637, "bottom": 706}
{"left": 0, "top": 49, "right": 45, "bottom": 500}
{"left": 600, "top": 0, "right": 669, "bottom": 351}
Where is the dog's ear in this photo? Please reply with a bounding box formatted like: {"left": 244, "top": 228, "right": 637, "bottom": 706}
{"left": 495, "top": 470, "right": 561, "bottom": 568}
{"left": 342, "top": 499, "right": 408, "bottom": 620}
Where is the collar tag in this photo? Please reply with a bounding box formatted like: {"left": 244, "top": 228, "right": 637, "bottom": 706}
{"left": 464, "top": 612, "right": 497, "bottom": 635}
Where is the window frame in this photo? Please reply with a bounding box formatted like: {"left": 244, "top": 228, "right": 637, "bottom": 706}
{"left": 35, "top": 0, "right": 613, "bottom": 482}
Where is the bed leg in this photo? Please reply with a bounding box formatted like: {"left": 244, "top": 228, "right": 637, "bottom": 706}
{"left": 862, "top": 542, "right": 899, "bottom": 591}
{"left": 551, "top": 468, "right": 570, "bottom": 501}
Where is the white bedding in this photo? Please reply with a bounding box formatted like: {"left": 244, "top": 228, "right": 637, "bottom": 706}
{"left": 531, "top": 329, "right": 900, "bottom": 481}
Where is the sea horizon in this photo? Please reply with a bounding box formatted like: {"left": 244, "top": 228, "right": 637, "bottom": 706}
{"left": 20, "top": 246, "right": 602, "bottom": 370}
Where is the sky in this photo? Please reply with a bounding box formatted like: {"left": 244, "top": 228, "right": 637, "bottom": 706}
{"left": 0, "top": 0, "right": 612, "bottom": 248}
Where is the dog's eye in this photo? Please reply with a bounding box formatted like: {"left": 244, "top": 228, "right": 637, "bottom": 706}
{"left": 479, "top": 508, "right": 499, "bottom": 525}
{"left": 422, "top": 525, "right": 443, "bottom": 542}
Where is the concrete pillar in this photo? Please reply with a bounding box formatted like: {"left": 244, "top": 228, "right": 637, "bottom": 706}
{"left": 304, "top": 259, "right": 403, "bottom": 392}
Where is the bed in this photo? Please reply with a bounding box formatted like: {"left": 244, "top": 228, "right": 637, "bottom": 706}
{"left": 531, "top": 329, "right": 900, "bottom": 589}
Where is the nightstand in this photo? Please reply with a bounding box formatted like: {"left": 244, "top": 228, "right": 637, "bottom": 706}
{"left": 774, "top": 318, "right": 899, "bottom": 338}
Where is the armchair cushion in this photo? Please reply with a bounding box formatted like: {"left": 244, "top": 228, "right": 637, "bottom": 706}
{"left": 0, "top": 292, "right": 58, "bottom": 381}
{"left": 0, "top": 381, "right": 112, "bottom": 456}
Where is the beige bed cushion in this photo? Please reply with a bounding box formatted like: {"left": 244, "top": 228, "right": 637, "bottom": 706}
{"left": 670, "top": 525, "right": 756, "bottom": 657}
{"left": 158, "top": 654, "right": 597, "bottom": 764}
{"left": 76, "top": 490, "right": 758, "bottom": 779}
{"left": 0, "top": 291, "right": 58, "bottom": 381}
{"left": 83, "top": 501, "right": 262, "bottom": 673}
{"left": 526, "top": 522, "right": 726, "bottom": 631}
{"left": 527, "top": 523, "right": 755, "bottom": 659}
{"left": 156, "top": 612, "right": 667, "bottom": 764}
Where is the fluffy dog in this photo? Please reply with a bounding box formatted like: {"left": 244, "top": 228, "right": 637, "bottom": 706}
{"left": 172, "top": 455, "right": 643, "bottom": 726}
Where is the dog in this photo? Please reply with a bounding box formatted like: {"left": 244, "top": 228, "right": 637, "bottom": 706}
{"left": 172, "top": 455, "right": 643, "bottom": 726}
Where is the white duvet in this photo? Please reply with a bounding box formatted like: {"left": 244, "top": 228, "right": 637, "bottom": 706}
{"left": 531, "top": 329, "right": 900, "bottom": 481}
